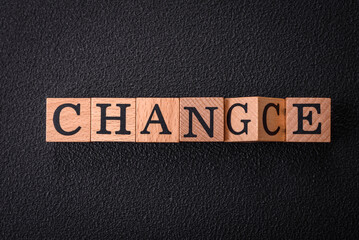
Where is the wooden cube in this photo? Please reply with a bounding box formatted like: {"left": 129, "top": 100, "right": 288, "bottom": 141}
{"left": 224, "top": 97, "right": 258, "bottom": 142}
{"left": 286, "top": 98, "right": 331, "bottom": 142}
{"left": 224, "top": 97, "right": 285, "bottom": 142}
{"left": 180, "top": 97, "right": 224, "bottom": 142}
{"left": 136, "top": 98, "right": 179, "bottom": 142}
{"left": 91, "top": 98, "right": 136, "bottom": 142}
{"left": 46, "top": 98, "right": 91, "bottom": 142}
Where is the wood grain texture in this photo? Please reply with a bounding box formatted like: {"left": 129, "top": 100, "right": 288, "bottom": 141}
{"left": 136, "top": 98, "right": 179, "bottom": 142}
{"left": 286, "top": 98, "right": 331, "bottom": 142}
{"left": 180, "top": 97, "right": 224, "bottom": 142}
{"left": 91, "top": 98, "right": 136, "bottom": 142}
{"left": 224, "top": 97, "right": 259, "bottom": 142}
{"left": 257, "top": 97, "right": 286, "bottom": 142}
{"left": 46, "top": 98, "right": 91, "bottom": 142}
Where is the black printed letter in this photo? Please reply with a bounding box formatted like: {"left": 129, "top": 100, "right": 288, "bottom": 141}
{"left": 53, "top": 103, "right": 81, "bottom": 135}
{"left": 140, "top": 104, "right": 171, "bottom": 134}
{"left": 184, "top": 107, "right": 217, "bottom": 138}
{"left": 293, "top": 104, "right": 321, "bottom": 134}
{"left": 263, "top": 103, "right": 280, "bottom": 136}
{"left": 96, "top": 104, "right": 131, "bottom": 135}
{"left": 227, "top": 103, "right": 251, "bottom": 135}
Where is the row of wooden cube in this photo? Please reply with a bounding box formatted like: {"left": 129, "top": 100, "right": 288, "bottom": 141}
{"left": 46, "top": 97, "right": 331, "bottom": 142}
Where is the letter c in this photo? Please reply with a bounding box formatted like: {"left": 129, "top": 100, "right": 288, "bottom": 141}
{"left": 53, "top": 103, "right": 81, "bottom": 135}
{"left": 263, "top": 103, "right": 280, "bottom": 136}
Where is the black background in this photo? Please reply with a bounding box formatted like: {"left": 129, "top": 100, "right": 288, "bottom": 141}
{"left": 1, "top": 1, "right": 359, "bottom": 239}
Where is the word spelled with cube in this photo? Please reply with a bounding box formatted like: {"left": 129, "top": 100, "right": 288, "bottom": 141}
{"left": 46, "top": 97, "right": 331, "bottom": 142}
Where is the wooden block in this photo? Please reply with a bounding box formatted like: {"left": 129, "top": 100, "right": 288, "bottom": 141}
{"left": 180, "top": 97, "right": 224, "bottom": 142}
{"left": 258, "top": 97, "right": 285, "bottom": 142}
{"left": 286, "top": 98, "right": 331, "bottom": 142}
{"left": 136, "top": 98, "right": 179, "bottom": 142}
{"left": 224, "top": 97, "right": 258, "bottom": 142}
{"left": 91, "top": 98, "right": 136, "bottom": 142}
{"left": 46, "top": 98, "right": 91, "bottom": 142}
{"left": 224, "top": 97, "right": 285, "bottom": 142}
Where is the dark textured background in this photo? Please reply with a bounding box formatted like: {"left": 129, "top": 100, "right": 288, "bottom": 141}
{"left": 1, "top": 0, "right": 359, "bottom": 239}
